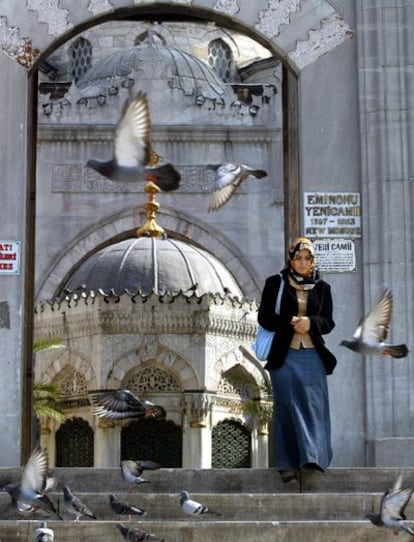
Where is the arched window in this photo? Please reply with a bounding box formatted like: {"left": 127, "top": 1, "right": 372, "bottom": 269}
{"left": 70, "top": 37, "right": 92, "bottom": 84}
{"left": 55, "top": 417, "right": 94, "bottom": 466}
{"left": 208, "top": 38, "right": 238, "bottom": 83}
{"left": 212, "top": 419, "right": 251, "bottom": 468}
{"left": 121, "top": 418, "right": 182, "bottom": 467}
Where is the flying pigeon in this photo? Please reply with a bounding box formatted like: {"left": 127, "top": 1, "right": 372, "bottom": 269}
{"left": 2, "top": 447, "right": 62, "bottom": 520}
{"left": 120, "top": 460, "right": 158, "bottom": 491}
{"left": 365, "top": 473, "right": 414, "bottom": 536}
{"left": 179, "top": 490, "right": 222, "bottom": 517}
{"left": 207, "top": 163, "right": 267, "bottom": 212}
{"left": 116, "top": 523, "right": 165, "bottom": 541}
{"left": 62, "top": 485, "right": 97, "bottom": 521}
{"left": 86, "top": 91, "right": 180, "bottom": 191}
{"left": 109, "top": 493, "right": 147, "bottom": 521}
{"left": 88, "top": 389, "right": 166, "bottom": 420}
{"left": 340, "top": 289, "right": 409, "bottom": 358}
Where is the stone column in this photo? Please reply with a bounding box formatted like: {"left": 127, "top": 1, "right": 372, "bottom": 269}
{"left": 0, "top": 56, "right": 33, "bottom": 465}
{"left": 356, "top": 2, "right": 414, "bottom": 466}
{"left": 182, "top": 392, "right": 212, "bottom": 468}
{"left": 250, "top": 424, "right": 269, "bottom": 468}
{"left": 94, "top": 419, "right": 120, "bottom": 467}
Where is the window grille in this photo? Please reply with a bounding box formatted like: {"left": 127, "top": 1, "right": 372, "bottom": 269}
{"left": 212, "top": 419, "right": 251, "bottom": 468}
{"left": 124, "top": 365, "right": 181, "bottom": 393}
{"left": 121, "top": 418, "right": 182, "bottom": 467}
{"left": 70, "top": 37, "right": 92, "bottom": 84}
{"left": 58, "top": 369, "right": 88, "bottom": 397}
{"left": 208, "top": 38, "right": 235, "bottom": 83}
{"left": 55, "top": 417, "right": 94, "bottom": 467}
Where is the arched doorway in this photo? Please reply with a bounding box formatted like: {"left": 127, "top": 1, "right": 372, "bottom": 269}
{"left": 0, "top": 1, "right": 353, "bottom": 465}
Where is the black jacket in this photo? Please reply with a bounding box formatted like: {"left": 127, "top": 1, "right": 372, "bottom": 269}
{"left": 257, "top": 271, "right": 337, "bottom": 375}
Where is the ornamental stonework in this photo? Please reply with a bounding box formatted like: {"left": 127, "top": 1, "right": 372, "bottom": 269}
{"left": 256, "top": 0, "right": 300, "bottom": 39}
{"left": 125, "top": 365, "right": 181, "bottom": 393}
{"left": 27, "top": 0, "right": 73, "bottom": 37}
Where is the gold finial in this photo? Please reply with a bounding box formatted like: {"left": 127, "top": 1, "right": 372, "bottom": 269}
{"left": 136, "top": 177, "right": 165, "bottom": 238}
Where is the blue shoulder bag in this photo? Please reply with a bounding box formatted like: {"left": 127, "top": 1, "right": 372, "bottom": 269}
{"left": 252, "top": 275, "right": 285, "bottom": 361}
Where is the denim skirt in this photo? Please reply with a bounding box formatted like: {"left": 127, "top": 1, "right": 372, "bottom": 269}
{"left": 269, "top": 348, "right": 332, "bottom": 472}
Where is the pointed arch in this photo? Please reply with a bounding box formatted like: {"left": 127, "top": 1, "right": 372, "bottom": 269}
{"left": 105, "top": 342, "right": 199, "bottom": 390}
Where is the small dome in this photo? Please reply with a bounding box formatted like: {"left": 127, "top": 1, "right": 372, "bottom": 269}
{"left": 62, "top": 236, "right": 243, "bottom": 298}
{"left": 77, "top": 34, "right": 226, "bottom": 101}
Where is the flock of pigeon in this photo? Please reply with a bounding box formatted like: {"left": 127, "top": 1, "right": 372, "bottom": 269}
{"left": 0, "top": 286, "right": 411, "bottom": 538}
{"left": 85, "top": 90, "right": 410, "bottom": 363}
{"left": 11, "top": 91, "right": 410, "bottom": 538}
{"left": 0, "top": 447, "right": 221, "bottom": 541}
{"left": 85, "top": 90, "right": 269, "bottom": 211}
{"left": 2, "top": 442, "right": 414, "bottom": 539}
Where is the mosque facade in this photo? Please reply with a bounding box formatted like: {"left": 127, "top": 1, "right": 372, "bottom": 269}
{"left": 0, "top": 1, "right": 413, "bottom": 470}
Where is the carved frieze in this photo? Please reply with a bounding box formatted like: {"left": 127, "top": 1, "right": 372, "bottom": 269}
{"left": 289, "top": 13, "right": 353, "bottom": 70}
{"left": 27, "top": 0, "right": 73, "bottom": 37}
{"left": 256, "top": 0, "right": 301, "bottom": 40}
{"left": 0, "top": 17, "right": 39, "bottom": 67}
{"left": 88, "top": 0, "right": 114, "bottom": 16}
{"left": 213, "top": 0, "right": 240, "bottom": 16}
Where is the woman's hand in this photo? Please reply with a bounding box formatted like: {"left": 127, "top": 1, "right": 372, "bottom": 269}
{"left": 291, "top": 316, "right": 310, "bottom": 334}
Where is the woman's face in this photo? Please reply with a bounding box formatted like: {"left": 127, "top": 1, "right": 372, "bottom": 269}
{"left": 291, "top": 249, "right": 313, "bottom": 276}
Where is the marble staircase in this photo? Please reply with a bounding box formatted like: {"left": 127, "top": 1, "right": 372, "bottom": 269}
{"left": 0, "top": 467, "right": 414, "bottom": 541}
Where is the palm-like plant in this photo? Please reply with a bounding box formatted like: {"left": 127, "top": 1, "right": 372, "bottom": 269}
{"left": 33, "top": 338, "right": 65, "bottom": 422}
{"left": 33, "top": 382, "right": 64, "bottom": 422}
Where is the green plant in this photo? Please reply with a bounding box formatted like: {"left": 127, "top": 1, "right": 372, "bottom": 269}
{"left": 33, "top": 338, "right": 65, "bottom": 422}
{"left": 33, "top": 382, "right": 64, "bottom": 422}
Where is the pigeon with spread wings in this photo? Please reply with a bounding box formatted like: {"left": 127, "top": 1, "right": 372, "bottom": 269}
{"left": 207, "top": 163, "right": 267, "bottom": 212}
{"left": 365, "top": 473, "right": 414, "bottom": 535}
{"left": 120, "top": 459, "right": 160, "bottom": 492}
{"left": 88, "top": 389, "right": 166, "bottom": 420}
{"left": 340, "top": 289, "right": 408, "bottom": 358}
{"left": 2, "top": 447, "right": 62, "bottom": 520}
{"left": 86, "top": 91, "right": 180, "bottom": 191}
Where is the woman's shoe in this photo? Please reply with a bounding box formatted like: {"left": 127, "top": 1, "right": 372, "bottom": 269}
{"left": 301, "top": 462, "right": 324, "bottom": 473}
{"left": 279, "top": 470, "right": 299, "bottom": 484}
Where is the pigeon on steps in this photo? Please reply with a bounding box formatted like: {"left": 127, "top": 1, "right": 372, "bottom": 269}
{"left": 116, "top": 523, "right": 165, "bottom": 541}
{"left": 62, "top": 484, "right": 97, "bottom": 521}
{"left": 109, "top": 493, "right": 147, "bottom": 521}
{"left": 179, "top": 490, "right": 222, "bottom": 517}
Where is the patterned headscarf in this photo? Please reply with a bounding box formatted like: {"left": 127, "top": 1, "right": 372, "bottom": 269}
{"left": 286, "top": 237, "right": 318, "bottom": 285}
{"left": 288, "top": 237, "right": 315, "bottom": 263}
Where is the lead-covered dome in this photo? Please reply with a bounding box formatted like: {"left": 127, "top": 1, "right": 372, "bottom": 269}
{"left": 61, "top": 236, "right": 242, "bottom": 298}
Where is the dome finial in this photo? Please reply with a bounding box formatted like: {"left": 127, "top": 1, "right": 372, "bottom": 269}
{"left": 135, "top": 177, "right": 165, "bottom": 238}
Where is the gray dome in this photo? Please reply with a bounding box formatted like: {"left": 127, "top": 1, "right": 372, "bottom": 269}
{"left": 62, "top": 236, "right": 243, "bottom": 298}
{"left": 77, "top": 36, "right": 226, "bottom": 101}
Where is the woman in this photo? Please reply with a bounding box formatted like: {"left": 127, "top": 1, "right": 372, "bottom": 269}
{"left": 258, "top": 237, "right": 337, "bottom": 484}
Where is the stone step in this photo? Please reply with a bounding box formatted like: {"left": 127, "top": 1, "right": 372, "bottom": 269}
{"left": 0, "top": 519, "right": 406, "bottom": 542}
{"left": 0, "top": 492, "right": 390, "bottom": 521}
{"left": 9, "top": 466, "right": 412, "bottom": 493}
{"left": 1, "top": 468, "right": 414, "bottom": 541}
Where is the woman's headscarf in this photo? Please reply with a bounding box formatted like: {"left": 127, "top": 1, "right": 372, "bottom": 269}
{"left": 285, "top": 236, "right": 319, "bottom": 285}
